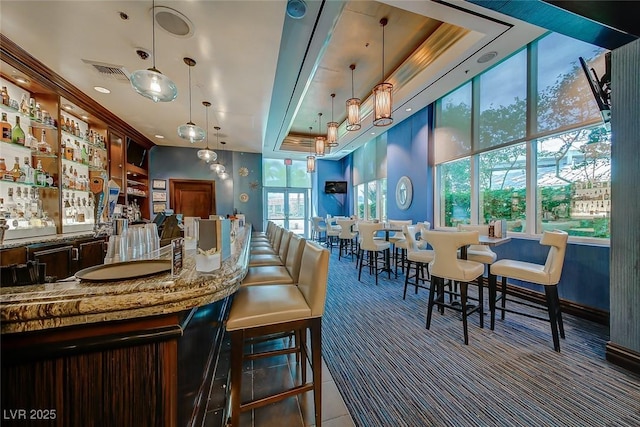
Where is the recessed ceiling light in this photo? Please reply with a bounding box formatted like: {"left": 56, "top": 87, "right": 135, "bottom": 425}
{"left": 14, "top": 76, "right": 29, "bottom": 84}
{"left": 63, "top": 104, "right": 73, "bottom": 110}
{"left": 371, "top": 132, "right": 376, "bottom": 135}
{"left": 81, "top": 115, "right": 89, "bottom": 120}
{"left": 477, "top": 51, "right": 498, "bottom": 64}
{"left": 405, "top": 107, "right": 412, "bottom": 112}
{"left": 154, "top": 134, "right": 165, "bottom": 139}
{"left": 94, "top": 86, "right": 111, "bottom": 94}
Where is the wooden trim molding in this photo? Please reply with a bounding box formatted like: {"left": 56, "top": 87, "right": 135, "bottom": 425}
{"left": 606, "top": 342, "right": 640, "bottom": 375}
{"left": 0, "top": 33, "right": 154, "bottom": 149}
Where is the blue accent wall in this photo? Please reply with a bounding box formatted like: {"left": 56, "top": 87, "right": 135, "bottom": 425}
{"left": 386, "top": 106, "right": 432, "bottom": 224}
{"left": 148, "top": 146, "right": 264, "bottom": 230}
{"left": 317, "top": 158, "right": 348, "bottom": 218}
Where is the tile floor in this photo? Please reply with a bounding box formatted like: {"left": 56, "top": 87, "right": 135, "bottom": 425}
{"left": 204, "top": 333, "right": 355, "bottom": 427}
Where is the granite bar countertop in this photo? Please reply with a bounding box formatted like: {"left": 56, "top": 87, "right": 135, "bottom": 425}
{"left": 0, "top": 231, "right": 99, "bottom": 250}
{"left": 0, "top": 226, "right": 250, "bottom": 334}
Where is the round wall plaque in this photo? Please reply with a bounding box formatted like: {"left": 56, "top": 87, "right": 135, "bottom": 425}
{"left": 239, "top": 193, "right": 249, "bottom": 203}
{"left": 396, "top": 176, "right": 413, "bottom": 210}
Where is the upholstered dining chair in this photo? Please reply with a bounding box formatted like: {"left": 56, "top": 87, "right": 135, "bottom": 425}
{"left": 489, "top": 230, "right": 569, "bottom": 352}
{"left": 242, "top": 234, "right": 306, "bottom": 286}
{"left": 388, "top": 219, "right": 412, "bottom": 276}
{"left": 356, "top": 221, "right": 391, "bottom": 286}
{"left": 336, "top": 218, "right": 358, "bottom": 261}
{"left": 311, "top": 216, "right": 326, "bottom": 243}
{"left": 423, "top": 230, "right": 485, "bottom": 345}
{"left": 402, "top": 224, "right": 434, "bottom": 299}
{"left": 325, "top": 216, "right": 342, "bottom": 252}
{"left": 226, "top": 241, "right": 330, "bottom": 427}
{"left": 249, "top": 229, "right": 291, "bottom": 266}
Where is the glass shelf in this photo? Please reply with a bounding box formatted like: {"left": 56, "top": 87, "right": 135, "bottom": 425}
{"left": 61, "top": 129, "right": 107, "bottom": 151}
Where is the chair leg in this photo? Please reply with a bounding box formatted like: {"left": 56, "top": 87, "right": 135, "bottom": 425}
{"left": 357, "top": 249, "right": 364, "bottom": 282}
{"left": 489, "top": 273, "right": 497, "bottom": 331}
{"left": 544, "top": 285, "right": 562, "bottom": 352}
{"left": 386, "top": 248, "right": 391, "bottom": 279}
{"left": 373, "top": 251, "right": 379, "bottom": 286}
{"left": 229, "top": 329, "right": 244, "bottom": 427}
{"left": 403, "top": 260, "right": 411, "bottom": 300}
{"left": 426, "top": 276, "right": 439, "bottom": 329}
{"left": 460, "top": 281, "right": 469, "bottom": 345}
{"left": 500, "top": 276, "right": 507, "bottom": 320}
{"left": 415, "top": 262, "right": 422, "bottom": 294}
{"left": 477, "top": 275, "right": 484, "bottom": 329}
{"left": 310, "top": 318, "right": 322, "bottom": 427}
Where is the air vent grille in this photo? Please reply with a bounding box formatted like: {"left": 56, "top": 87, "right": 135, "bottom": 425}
{"left": 82, "top": 59, "right": 131, "bottom": 82}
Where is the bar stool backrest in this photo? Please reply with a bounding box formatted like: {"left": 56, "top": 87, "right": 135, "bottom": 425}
{"left": 278, "top": 230, "right": 292, "bottom": 261}
{"left": 297, "top": 241, "right": 330, "bottom": 317}
{"left": 540, "top": 230, "right": 569, "bottom": 285}
{"left": 358, "top": 222, "right": 385, "bottom": 251}
{"left": 458, "top": 224, "right": 496, "bottom": 256}
{"left": 423, "top": 230, "right": 480, "bottom": 280}
{"left": 403, "top": 224, "right": 425, "bottom": 252}
{"left": 389, "top": 219, "right": 412, "bottom": 239}
{"left": 285, "top": 234, "right": 306, "bottom": 283}
{"left": 336, "top": 219, "right": 357, "bottom": 238}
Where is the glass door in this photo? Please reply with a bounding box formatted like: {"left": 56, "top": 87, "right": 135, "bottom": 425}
{"left": 265, "top": 189, "right": 309, "bottom": 236}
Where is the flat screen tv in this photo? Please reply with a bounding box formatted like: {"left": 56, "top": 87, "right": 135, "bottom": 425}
{"left": 126, "top": 138, "right": 147, "bottom": 168}
{"left": 324, "top": 180, "right": 347, "bottom": 194}
{"left": 579, "top": 53, "right": 611, "bottom": 125}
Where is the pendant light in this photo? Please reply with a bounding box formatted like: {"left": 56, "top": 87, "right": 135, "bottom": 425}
{"left": 307, "top": 126, "right": 316, "bottom": 173}
{"left": 197, "top": 102, "right": 217, "bottom": 162}
{"left": 130, "top": 0, "right": 177, "bottom": 102}
{"left": 217, "top": 141, "right": 229, "bottom": 179}
{"left": 327, "top": 93, "right": 339, "bottom": 147}
{"left": 315, "top": 112, "right": 326, "bottom": 156}
{"left": 209, "top": 127, "right": 225, "bottom": 173}
{"left": 177, "top": 57, "right": 206, "bottom": 143}
{"left": 346, "top": 64, "right": 361, "bottom": 131}
{"left": 372, "top": 18, "right": 393, "bottom": 126}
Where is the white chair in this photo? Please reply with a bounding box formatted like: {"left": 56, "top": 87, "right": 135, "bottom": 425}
{"left": 402, "top": 224, "right": 434, "bottom": 299}
{"left": 388, "top": 219, "right": 412, "bottom": 276}
{"left": 423, "top": 230, "right": 485, "bottom": 345}
{"left": 416, "top": 221, "right": 431, "bottom": 249}
{"left": 356, "top": 222, "right": 390, "bottom": 286}
{"left": 310, "top": 216, "right": 326, "bottom": 242}
{"left": 457, "top": 224, "right": 498, "bottom": 265}
{"left": 336, "top": 218, "right": 357, "bottom": 261}
{"left": 325, "top": 216, "right": 341, "bottom": 252}
{"left": 489, "top": 230, "right": 569, "bottom": 352}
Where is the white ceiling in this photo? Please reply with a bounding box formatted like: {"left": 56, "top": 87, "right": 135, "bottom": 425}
{"left": 0, "top": 0, "right": 546, "bottom": 160}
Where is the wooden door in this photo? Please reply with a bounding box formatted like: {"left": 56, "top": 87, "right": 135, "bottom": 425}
{"left": 169, "top": 179, "right": 216, "bottom": 218}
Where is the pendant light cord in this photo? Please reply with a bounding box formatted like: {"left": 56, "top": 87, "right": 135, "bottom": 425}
{"left": 205, "top": 104, "right": 209, "bottom": 149}
{"left": 188, "top": 65, "right": 192, "bottom": 122}
{"left": 381, "top": 21, "right": 385, "bottom": 83}
{"left": 152, "top": 0, "right": 156, "bottom": 69}
{"left": 351, "top": 66, "right": 355, "bottom": 98}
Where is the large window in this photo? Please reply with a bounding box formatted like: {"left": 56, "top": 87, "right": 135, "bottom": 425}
{"left": 536, "top": 126, "right": 611, "bottom": 237}
{"left": 263, "top": 158, "right": 311, "bottom": 188}
{"left": 439, "top": 158, "right": 471, "bottom": 227}
{"left": 355, "top": 179, "right": 387, "bottom": 221}
{"left": 434, "top": 32, "right": 611, "bottom": 240}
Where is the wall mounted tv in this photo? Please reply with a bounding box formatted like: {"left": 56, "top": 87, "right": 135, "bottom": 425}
{"left": 324, "top": 181, "right": 347, "bottom": 194}
{"left": 126, "top": 138, "right": 147, "bottom": 168}
{"left": 579, "top": 52, "right": 611, "bottom": 126}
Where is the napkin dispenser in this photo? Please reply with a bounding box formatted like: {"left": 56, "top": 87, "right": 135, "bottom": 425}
{"left": 197, "top": 218, "right": 231, "bottom": 260}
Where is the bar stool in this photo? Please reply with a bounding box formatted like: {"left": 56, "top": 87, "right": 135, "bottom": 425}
{"left": 226, "top": 242, "right": 330, "bottom": 427}
{"left": 489, "top": 230, "right": 568, "bottom": 352}
{"left": 402, "top": 224, "right": 435, "bottom": 299}
{"left": 336, "top": 218, "right": 357, "bottom": 261}
{"left": 388, "top": 220, "right": 412, "bottom": 276}
{"left": 242, "top": 234, "right": 305, "bottom": 286}
{"left": 357, "top": 222, "right": 390, "bottom": 286}
{"left": 423, "top": 230, "right": 485, "bottom": 345}
{"left": 325, "top": 216, "right": 341, "bottom": 252}
{"left": 311, "top": 216, "right": 326, "bottom": 243}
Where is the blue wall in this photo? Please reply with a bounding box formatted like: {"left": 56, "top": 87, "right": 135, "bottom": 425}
{"left": 317, "top": 158, "right": 349, "bottom": 218}
{"left": 148, "top": 146, "right": 264, "bottom": 230}
{"left": 386, "top": 106, "right": 432, "bottom": 223}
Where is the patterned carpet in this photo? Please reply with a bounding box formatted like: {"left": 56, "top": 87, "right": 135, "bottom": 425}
{"left": 321, "top": 251, "right": 640, "bottom": 427}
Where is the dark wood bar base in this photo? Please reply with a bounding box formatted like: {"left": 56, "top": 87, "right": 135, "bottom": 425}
{"left": 605, "top": 342, "right": 640, "bottom": 375}
{"left": 1, "top": 298, "right": 232, "bottom": 427}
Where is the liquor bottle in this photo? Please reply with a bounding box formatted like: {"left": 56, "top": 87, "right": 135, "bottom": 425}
{"left": 0, "top": 158, "right": 6, "bottom": 176}
{"left": 65, "top": 117, "right": 71, "bottom": 132}
{"left": 21, "top": 157, "right": 34, "bottom": 185}
{"left": 81, "top": 144, "right": 89, "bottom": 165}
{"left": 35, "top": 159, "right": 45, "bottom": 186}
{"left": 6, "top": 187, "right": 17, "bottom": 218}
{"left": 37, "top": 129, "right": 51, "bottom": 153}
{"left": 19, "top": 94, "right": 29, "bottom": 115}
{"left": 10, "top": 156, "right": 23, "bottom": 182}
{"left": 1, "top": 86, "right": 9, "bottom": 106}
{"left": 69, "top": 166, "right": 75, "bottom": 189}
{"left": 74, "top": 141, "right": 81, "bottom": 162}
{"left": 76, "top": 197, "right": 85, "bottom": 222}
{"left": 11, "top": 116, "right": 25, "bottom": 145}
{"left": 36, "top": 103, "right": 43, "bottom": 123}
{"left": 1, "top": 113, "right": 11, "bottom": 142}
{"left": 62, "top": 164, "right": 69, "bottom": 189}
{"left": 75, "top": 121, "right": 80, "bottom": 137}
{"left": 29, "top": 98, "right": 36, "bottom": 118}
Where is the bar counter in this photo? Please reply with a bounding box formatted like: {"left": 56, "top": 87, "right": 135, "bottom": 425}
{"left": 0, "top": 226, "right": 251, "bottom": 427}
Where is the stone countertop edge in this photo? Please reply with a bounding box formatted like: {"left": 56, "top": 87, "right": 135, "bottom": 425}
{"left": 0, "top": 226, "right": 251, "bottom": 334}
{"left": 0, "top": 231, "right": 98, "bottom": 249}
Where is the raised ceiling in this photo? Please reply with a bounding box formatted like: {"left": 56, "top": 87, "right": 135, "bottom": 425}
{"left": 0, "top": 1, "right": 546, "bottom": 160}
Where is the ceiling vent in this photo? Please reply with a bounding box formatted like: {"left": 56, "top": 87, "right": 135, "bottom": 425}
{"left": 82, "top": 59, "right": 131, "bottom": 82}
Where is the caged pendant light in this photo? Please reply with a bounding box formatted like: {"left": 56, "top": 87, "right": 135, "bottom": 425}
{"left": 326, "top": 93, "right": 339, "bottom": 147}
{"left": 209, "top": 127, "right": 225, "bottom": 173}
{"left": 372, "top": 18, "right": 393, "bottom": 126}
{"left": 306, "top": 126, "right": 316, "bottom": 173}
{"left": 130, "top": 0, "right": 177, "bottom": 102}
{"left": 315, "top": 112, "right": 326, "bottom": 156}
{"left": 346, "top": 64, "right": 361, "bottom": 131}
{"left": 177, "top": 57, "right": 206, "bottom": 143}
{"left": 197, "top": 101, "right": 217, "bottom": 162}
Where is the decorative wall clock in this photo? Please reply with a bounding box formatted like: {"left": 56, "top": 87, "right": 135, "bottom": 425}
{"left": 239, "top": 193, "right": 249, "bottom": 203}
{"left": 239, "top": 167, "right": 249, "bottom": 177}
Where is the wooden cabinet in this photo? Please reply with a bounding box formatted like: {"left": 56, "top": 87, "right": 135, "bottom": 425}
{"left": 76, "top": 237, "right": 106, "bottom": 271}
{"left": 27, "top": 243, "right": 73, "bottom": 281}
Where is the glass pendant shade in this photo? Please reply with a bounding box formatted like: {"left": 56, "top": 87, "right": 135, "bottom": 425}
{"left": 197, "top": 148, "right": 217, "bottom": 162}
{"left": 346, "top": 97, "right": 361, "bottom": 131}
{"left": 326, "top": 121, "right": 338, "bottom": 147}
{"left": 372, "top": 82, "right": 393, "bottom": 126}
{"left": 210, "top": 162, "right": 225, "bottom": 173}
{"left": 218, "top": 171, "right": 229, "bottom": 179}
{"left": 306, "top": 155, "right": 316, "bottom": 173}
{"left": 315, "top": 136, "right": 326, "bottom": 156}
{"left": 130, "top": 67, "right": 177, "bottom": 102}
{"left": 178, "top": 121, "right": 206, "bottom": 143}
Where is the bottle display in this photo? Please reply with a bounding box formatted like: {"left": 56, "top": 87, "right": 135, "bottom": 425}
{"left": 1, "top": 112, "right": 11, "bottom": 142}
{"left": 11, "top": 116, "right": 25, "bottom": 145}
